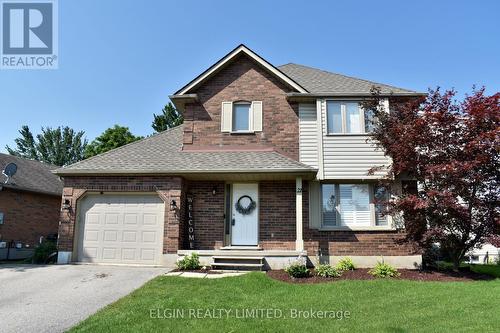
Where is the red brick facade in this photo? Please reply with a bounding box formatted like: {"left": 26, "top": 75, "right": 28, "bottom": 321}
{"left": 182, "top": 54, "right": 300, "bottom": 160}
{"left": 0, "top": 188, "right": 60, "bottom": 247}
{"left": 58, "top": 176, "right": 418, "bottom": 257}
{"left": 57, "top": 55, "right": 418, "bottom": 261}
{"left": 58, "top": 176, "right": 184, "bottom": 254}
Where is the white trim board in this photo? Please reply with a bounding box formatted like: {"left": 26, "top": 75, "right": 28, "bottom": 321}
{"left": 176, "top": 45, "right": 308, "bottom": 95}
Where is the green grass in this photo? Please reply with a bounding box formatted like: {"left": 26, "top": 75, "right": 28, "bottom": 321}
{"left": 70, "top": 272, "right": 500, "bottom": 333}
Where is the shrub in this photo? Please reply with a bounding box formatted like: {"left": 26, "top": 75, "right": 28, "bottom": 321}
{"left": 285, "top": 262, "right": 310, "bottom": 278}
{"left": 315, "top": 264, "right": 341, "bottom": 278}
{"left": 336, "top": 257, "right": 356, "bottom": 271}
{"left": 32, "top": 240, "right": 57, "bottom": 264}
{"left": 176, "top": 253, "right": 200, "bottom": 270}
{"left": 369, "top": 261, "right": 401, "bottom": 278}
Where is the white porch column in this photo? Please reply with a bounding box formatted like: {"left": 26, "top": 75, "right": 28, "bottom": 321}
{"left": 295, "top": 177, "right": 304, "bottom": 251}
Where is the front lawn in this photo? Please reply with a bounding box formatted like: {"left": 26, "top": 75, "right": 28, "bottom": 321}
{"left": 70, "top": 272, "right": 500, "bottom": 333}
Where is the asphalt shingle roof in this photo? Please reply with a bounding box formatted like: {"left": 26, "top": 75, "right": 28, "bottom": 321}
{"left": 54, "top": 126, "right": 315, "bottom": 175}
{"left": 0, "top": 154, "right": 62, "bottom": 196}
{"left": 278, "top": 63, "right": 419, "bottom": 94}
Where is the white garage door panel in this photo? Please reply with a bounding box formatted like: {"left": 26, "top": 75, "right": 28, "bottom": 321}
{"left": 78, "top": 194, "right": 165, "bottom": 265}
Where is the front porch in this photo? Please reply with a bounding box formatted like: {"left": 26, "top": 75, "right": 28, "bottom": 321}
{"left": 178, "top": 175, "right": 309, "bottom": 270}
{"left": 177, "top": 248, "right": 307, "bottom": 270}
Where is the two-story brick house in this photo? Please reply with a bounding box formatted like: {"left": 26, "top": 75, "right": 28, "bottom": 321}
{"left": 55, "top": 45, "right": 424, "bottom": 269}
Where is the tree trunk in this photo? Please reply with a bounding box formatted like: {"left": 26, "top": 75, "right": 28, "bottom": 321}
{"left": 452, "top": 255, "right": 461, "bottom": 272}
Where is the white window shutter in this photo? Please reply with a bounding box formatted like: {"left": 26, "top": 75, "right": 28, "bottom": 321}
{"left": 252, "top": 101, "right": 263, "bottom": 132}
{"left": 308, "top": 181, "right": 322, "bottom": 229}
{"left": 221, "top": 102, "right": 232, "bottom": 132}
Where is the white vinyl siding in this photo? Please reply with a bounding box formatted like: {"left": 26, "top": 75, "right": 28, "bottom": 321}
{"left": 321, "top": 99, "right": 390, "bottom": 179}
{"left": 308, "top": 181, "right": 321, "bottom": 229}
{"left": 298, "top": 103, "right": 319, "bottom": 168}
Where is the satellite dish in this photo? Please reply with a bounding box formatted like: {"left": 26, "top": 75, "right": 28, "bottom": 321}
{"left": 2, "top": 163, "right": 17, "bottom": 184}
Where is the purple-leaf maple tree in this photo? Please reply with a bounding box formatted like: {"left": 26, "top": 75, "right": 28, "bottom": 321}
{"left": 364, "top": 87, "right": 499, "bottom": 270}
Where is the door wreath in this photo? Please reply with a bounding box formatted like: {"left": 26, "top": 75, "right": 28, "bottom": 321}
{"left": 235, "top": 195, "right": 256, "bottom": 215}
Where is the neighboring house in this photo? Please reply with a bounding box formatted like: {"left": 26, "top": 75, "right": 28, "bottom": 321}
{"left": 0, "top": 154, "right": 62, "bottom": 260}
{"left": 55, "top": 44, "right": 425, "bottom": 269}
{"left": 467, "top": 244, "right": 499, "bottom": 264}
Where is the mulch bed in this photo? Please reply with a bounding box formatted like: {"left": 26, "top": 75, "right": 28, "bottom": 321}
{"left": 267, "top": 268, "right": 494, "bottom": 284}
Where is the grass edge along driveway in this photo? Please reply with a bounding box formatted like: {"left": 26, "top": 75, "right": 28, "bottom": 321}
{"left": 70, "top": 272, "right": 500, "bottom": 333}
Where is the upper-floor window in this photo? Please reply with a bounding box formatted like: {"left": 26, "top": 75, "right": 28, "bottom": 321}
{"left": 221, "top": 101, "right": 263, "bottom": 133}
{"left": 232, "top": 102, "right": 251, "bottom": 132}
{"left": 326, "top": 101, "right": 375, "bottom": 134}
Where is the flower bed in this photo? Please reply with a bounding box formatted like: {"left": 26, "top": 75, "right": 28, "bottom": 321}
{"left": 267, "top": 268, "right": 494, "bottom": 284}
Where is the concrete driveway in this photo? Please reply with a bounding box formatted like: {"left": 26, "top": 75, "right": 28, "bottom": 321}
{"left": 0, "top": 264, "right": 170, "bottom": 333}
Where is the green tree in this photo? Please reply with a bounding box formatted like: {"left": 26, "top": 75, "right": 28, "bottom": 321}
{"left": 152, "top": 102, "right": 183, "bottom": 132}
{"left": 85, "top": 125, "right": 143, "bottom": 158}
{"left": 6, "top": 125, "right": 87, "bottom": 166}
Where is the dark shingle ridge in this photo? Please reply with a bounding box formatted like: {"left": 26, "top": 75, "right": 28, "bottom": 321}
{"left": 278, "top": 63, "right": 419, "bottom": 94}
{"left": 0, "top": 153, "right": 62, "bottom": 195}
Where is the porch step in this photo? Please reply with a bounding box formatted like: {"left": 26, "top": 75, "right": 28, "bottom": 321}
{"left": 211, "top": 255, "right": 265, "bottom": 271}
{"left": 212, "top": 256, "right": 264, "bottom": 260}
{"left": 211, "top": 262, "right": 264, "bottom": 269}
{"left": 219, "top": 246, "right": 262, "bottom": 251}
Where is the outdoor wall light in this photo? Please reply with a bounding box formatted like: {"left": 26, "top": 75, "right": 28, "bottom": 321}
{"left": 212, "top": 187, "right": 217, "bottom": 196}
{"left": 170, "top": 199, "right": 177, "bottom": 211}
{"left": 62, "top": 199, "right": 71, "bottom": 210}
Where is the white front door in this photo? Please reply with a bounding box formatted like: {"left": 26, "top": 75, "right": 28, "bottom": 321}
{"left": 231, "top": 183, "right": 259, "bottom": 246}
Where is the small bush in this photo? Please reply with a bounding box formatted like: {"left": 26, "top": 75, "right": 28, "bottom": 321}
{"left": 285, "top": 262, "right": 310, "bottom": 278}
{"left": 315, "top": 264, "right": 341, "bottom": 278}
{"left": 336, "top": 257, "right": 356, "bottom": 271}
{"left": 369, "top": 261, "right": 400, "bottom": 278}
{"left": 32, "top": 240, "right": 57, "bottom": 264}
{"left": 176, "top": 253, "right": 200, "bottom": 270}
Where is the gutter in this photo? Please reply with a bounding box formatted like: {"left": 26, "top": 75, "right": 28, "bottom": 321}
{"left": 0, "top": 183, "right": 62, "bottom": 197}
{"left": 52, "top": 167, "right": 318, "bottom": 177}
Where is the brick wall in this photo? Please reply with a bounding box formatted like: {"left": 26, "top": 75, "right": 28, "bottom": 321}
{"left": 186, "top": 181, "right": 225, "bottom": 250}
{"left": 57, "top": 176, "right": 418, "bottom": 258}
{"left": 259, "top": 182, "right": 296, "bottom": 250}
{"left": 0, "top": 189, "right": 60, "bottom": 247}
{"left": 183, "top": 54, "right": 300, "bottom": 160}
{"left": 58, "top": 176, "right": 183, "bottom": 254}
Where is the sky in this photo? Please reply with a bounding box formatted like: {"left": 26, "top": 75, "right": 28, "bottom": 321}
{"left": 0, "top": 0, "right": 499, "bottom": 152}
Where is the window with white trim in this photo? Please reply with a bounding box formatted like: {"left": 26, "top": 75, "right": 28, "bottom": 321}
{"left": 326, "top": 101, "right": 375, "bottom": 134}
{"left": 320, "top": 183, "right": 390, "bottom": 228}
{"left": 373, "top": 185, "right": 389, "bottom": 226}
{"left": 232, "top": 102, "right": 251, "bottom": 132}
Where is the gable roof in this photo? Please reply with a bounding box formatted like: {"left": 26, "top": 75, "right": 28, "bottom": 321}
{"left": 0, "top": 153, "right": 62, "bottom": 196}
{"left": 174, "top": 44, "right": 308, "bottom": 95}
{"left": 53, "top": 126, "right": 316, "bottom": 177}
{"left": 279, "top": 63, "right": 422, "bottom": 95}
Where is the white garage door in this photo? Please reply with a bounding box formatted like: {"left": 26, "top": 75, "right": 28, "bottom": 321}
{"left": 77, "top": 194, "right": 165, "bottom": 265}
